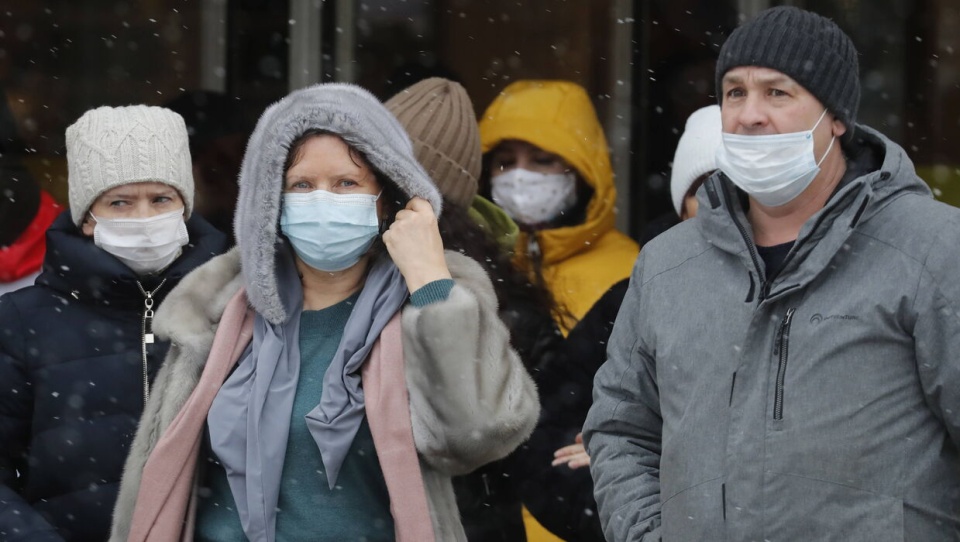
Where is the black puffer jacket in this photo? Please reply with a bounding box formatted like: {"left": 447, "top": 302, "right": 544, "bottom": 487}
{"left": 0, "top": 211, "right": 228, "bottom": 541}
{"left": 515, "top": 278, "right": 629, "bottom": 541}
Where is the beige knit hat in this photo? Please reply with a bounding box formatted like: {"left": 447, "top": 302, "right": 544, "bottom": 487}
{"left": 66, "top": 105, "right": 194, "bottom": 225}
{"left": 385, "top": 78, "right": 480, "bottom": 208}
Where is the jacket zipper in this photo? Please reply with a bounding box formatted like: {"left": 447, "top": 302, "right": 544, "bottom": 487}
{"left": 719, "top": 179, "right": 767, "bottom": 302}
{"left": 772, "top": 308, "right": 796, "bottom": 420}
{"left": 136, "top": 279, "right": 167, "bottom": 408}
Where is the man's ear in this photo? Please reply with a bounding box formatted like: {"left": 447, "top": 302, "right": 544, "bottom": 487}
{"left": 832, "top": 117, "right": 848, "bottom": 138}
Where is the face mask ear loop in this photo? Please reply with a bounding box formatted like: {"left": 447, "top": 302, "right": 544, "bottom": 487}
{"left": 87, "top": 212, "right": 100, "bottom": 242}
{"left": 816, "top": 135, "right": 837, "bottom": 167}
{"left": 374, "top": 190, "right": 387, "bottom": 234}
{"left": 811, "top": 108, "right": 830, "bottom": 132}
{"left": 811, "top": 108, "right": 835, "bottom": 167}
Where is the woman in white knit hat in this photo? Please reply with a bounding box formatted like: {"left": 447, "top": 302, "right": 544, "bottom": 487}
{"left": 0, "top": 105, "right": 229, "bottom": 541}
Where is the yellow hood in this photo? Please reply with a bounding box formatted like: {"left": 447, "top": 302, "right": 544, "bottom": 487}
{"left": 479, "top": 80, "right": 618, "bottom": 266}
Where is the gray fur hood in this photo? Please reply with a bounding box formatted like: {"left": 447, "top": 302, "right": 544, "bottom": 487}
{"left": 233, "top": 83, "right": 443, "bottom": 324}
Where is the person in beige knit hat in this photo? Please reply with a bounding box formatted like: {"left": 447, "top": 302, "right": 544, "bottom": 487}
{"left": 385, "top": 77, "right": 479, "bottom": 208}
{"left": 0, "top": 105, "right": 228, "bottom": 541}
{"left": 387, "top": 78, "right": 565, "bottom": 542}
{"left": 386, "top": 77, "right": 519, "bottom": 251}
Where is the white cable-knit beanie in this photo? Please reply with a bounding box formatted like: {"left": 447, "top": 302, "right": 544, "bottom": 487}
{"left": 670, "top": 104, "right": 722, "bottom": 216}
{"left": 66, "top": 105, "right": 194, "bottom": 226}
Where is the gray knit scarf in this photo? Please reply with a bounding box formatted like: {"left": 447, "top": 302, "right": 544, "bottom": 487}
{"left": 207, "top": 245, "right": 408, "bottom": 542}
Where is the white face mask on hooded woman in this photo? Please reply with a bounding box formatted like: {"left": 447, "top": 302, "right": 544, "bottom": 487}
{"left": 490, "top": 168, "right": 578, "bottom": 226}
{"left": 715, "top": 108, "right": 837, "bottom": 207}
{"left": 91, "top": 208, "right": 189, "bottom": 275}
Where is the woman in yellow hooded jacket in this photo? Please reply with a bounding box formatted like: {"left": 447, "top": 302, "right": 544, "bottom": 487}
{"left": 479, "top": 80, "right": 639, "bottom": 332}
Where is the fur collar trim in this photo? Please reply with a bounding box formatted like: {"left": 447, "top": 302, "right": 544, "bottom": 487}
{"left": 152, "top": 249, "right": 491, "bottom": 367}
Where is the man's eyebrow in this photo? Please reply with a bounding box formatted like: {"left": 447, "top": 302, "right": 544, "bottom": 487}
{"left": 754, "top": 73, "right": 796, "bottom": 87}
{"left": 722, "top": 72, "right": 797, "bottom": 87}
{"left": 722, "top": 73, "right": 745, "bottom": 86}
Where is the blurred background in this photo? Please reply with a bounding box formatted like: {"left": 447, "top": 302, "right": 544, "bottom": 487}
{"left": 1, "top": 0, "right": 958, "bottom": 240}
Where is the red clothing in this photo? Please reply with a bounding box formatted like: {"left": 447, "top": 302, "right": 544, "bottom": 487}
{"left": 0, "top": 190, "right": 61, "bottom": 282}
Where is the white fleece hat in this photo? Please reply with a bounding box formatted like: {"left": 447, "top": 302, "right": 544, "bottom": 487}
{"left": 66, "top": 105, "right": 194, "bottom": 226}
{"left": 670, "top": 104, "right": 722, "bottom": 216}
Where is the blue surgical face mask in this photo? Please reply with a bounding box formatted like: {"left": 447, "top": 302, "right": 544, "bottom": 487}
{"left": 715, "top": 108, "right": 836, "bottom": 207}
{"left": 280, "top": 190, "right": 381, "bottom": 272}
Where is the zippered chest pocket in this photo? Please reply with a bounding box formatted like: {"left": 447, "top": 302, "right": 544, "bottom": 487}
{"left": 772, "top": 307, "right": 796, "bottom": 421}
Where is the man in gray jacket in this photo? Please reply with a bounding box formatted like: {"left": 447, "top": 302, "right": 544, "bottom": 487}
{"left": 584, "top": 6, "right": 960, "bottom": 542}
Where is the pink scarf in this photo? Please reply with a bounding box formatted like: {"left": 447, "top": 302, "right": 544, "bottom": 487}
{"left": 125, "top": 289, "right": 434, "bottom": 541}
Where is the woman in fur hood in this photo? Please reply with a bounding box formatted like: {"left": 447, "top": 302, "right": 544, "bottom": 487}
{"left": 109, "top": 83, "right": 540, "bottom": 542}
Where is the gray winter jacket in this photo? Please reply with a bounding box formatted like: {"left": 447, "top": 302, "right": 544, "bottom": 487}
{"left": 584, "top": 126, "right": 960, "bottom": 542}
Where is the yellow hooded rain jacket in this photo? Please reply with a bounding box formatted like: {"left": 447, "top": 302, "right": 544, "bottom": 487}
{"left": 480, "top": 80, "right": 639, "bottom": 331}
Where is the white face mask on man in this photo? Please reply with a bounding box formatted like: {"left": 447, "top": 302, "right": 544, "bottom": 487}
{"left": 715, "top": 108, "right": 836, "bottom": 207}
{"left": 91, "top": 208, "right": 189, "bottom": 275}
{"left": 491, "top": 168, "right": 578, "bottom": 226}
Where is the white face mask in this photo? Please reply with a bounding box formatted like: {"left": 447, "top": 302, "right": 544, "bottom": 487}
{"left": 491, "top": 168, "right": 577, "bottom": 225}
{"left": 91, "top": 208, "right": 189, "bottom": 275}
{"left": 715, "top": 108, "right": 836, "bottom": 207}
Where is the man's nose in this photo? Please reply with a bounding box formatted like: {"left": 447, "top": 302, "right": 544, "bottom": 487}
{"left": 736, "top": 95, "right": 768, "bottom": 132}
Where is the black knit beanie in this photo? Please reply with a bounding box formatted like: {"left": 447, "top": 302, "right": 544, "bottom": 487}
{"left": 716, "top": 6, "right": 860, "bottom": 135}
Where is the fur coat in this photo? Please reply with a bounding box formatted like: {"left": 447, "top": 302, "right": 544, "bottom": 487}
{"left": 110, "top": 248, "right": 540, "bottom": 541}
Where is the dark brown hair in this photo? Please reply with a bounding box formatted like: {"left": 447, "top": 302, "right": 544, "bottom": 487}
{"left": 436, "top": 198, "right": 571, "bottom": 367}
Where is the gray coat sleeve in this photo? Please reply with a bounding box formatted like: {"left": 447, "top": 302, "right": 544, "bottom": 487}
{"left": 912, "top": 223, "right": 960, "bottom": 446}
{"left": 401, "top": 251, "right": 540, "bottom": 476}
{"left": 583, "top": 254, "right": 663, "bottom": 542}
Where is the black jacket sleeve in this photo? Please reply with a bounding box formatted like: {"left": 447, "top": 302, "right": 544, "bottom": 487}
{"left": 0, "top": 294, "right": 64, "bottom": 541}
{"left": 515, "top": 279, "right": 630, "bottom": 541}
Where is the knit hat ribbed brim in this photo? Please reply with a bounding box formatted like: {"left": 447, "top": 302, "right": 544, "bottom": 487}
{"left": 716, "top": 6, "right": 860, "bottom": 134}
{"left": 66, "top": 105, "right": 194, "bottom": 226}
{"left": 385, "top": 78, "right": 481, "bottom": 208}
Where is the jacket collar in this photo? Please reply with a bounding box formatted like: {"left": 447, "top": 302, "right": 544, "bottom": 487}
{"left": 694, "top": 125, "right": 928, "bottom": 303}
{"left": 152, "top": 247, "right": 243, "bottom": 363}
{"left": 36, "top": 211, "right": 229, "bottom": 310}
